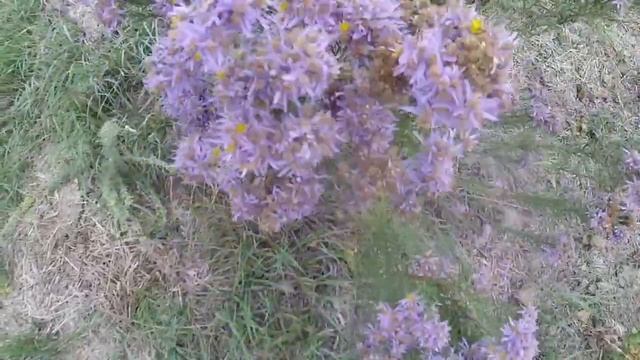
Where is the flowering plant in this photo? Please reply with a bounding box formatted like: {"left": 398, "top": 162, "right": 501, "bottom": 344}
{"left": 360, "top": 294, "right": 539, "bottom": 359}
{"left": 145, "top": 0, "right": 517, "bottom": 231}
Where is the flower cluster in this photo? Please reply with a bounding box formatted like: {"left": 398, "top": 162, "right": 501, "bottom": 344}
{"left": 360, "top": 293, "right": 451, "bottom": 359}
{"left": 489, "top": 305, "right": 539, "bottom": 360}
{"left": 145, "top": 0, "right": 517, "bottom": 230}
{"left": 360, "top": 295, "right": 539, "bottom": 360}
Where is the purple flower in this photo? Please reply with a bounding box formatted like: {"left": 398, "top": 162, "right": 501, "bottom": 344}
{"left": 146, "top": 0, "right": 517, "bottom": 231}
{"left": 337, "top": 90, "right": 398, "bottom": 156}
{"left": 174, "top": 132, "right": 219, "bottom": 184}
{"left": 590, "top": 208, "right": 609, "bottom": 232}
{"left": 495, "top": 306, "right": 539, "bottom": 360}
{"left": 273, "top": 0, "right": 337, "bottom": 29}
{"left": 360, "top": 294, "right": 451, "bottom": 359}
{"left": 208, "top": 0, "right": 266, "bottom": 36}
{"left": 395, "top": 29, "right": 446, "bottom": 91}
{"left": 340, "top": 0, "right": 405, "bottom": 47}
{"left": 405, "top": 131, "right": 464, "bottom": 196}
{"left": 244, "top": 25, "right": 340, "bottom": 111}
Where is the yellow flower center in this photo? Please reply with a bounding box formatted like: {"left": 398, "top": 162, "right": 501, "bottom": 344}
{"left": 215, "top": 71, "right": 227, "bottom": 81}
{"left": 170, "top": 16, "right": 181, "bottom": 29}
{"left": 339, "top": 21, "right": 352, "bottom": 34}
{"left": 211, "top": 147, "right": 222, "bottom": 159}
{"left": 226, "top": 142, "right": 237, "bottom": 153}
{"left": 194, "top": 51, "right": 203, "bottom": 62}
{"left": 470, "top": 18, "right": 484, "bottom": 34}
{"left": 234, "top": 123, "right": 248, "bottom": 134}
{"left": 279, "top": 2, "right": 289, "bottom": 12}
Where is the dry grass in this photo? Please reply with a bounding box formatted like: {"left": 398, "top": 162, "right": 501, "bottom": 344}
{"left": 513, "top": 7, "right": 640, "bottom": 134}
{"left": 477, "top": 4, "right": 640, "bottom": 357}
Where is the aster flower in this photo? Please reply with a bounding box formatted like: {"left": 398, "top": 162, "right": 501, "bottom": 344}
{"left": 244, "top": 24, "right": 340, "bottom": 111}
{"left": 337, "top": 90, "right": 398, "bottom": 157}
{"left": 541, "top": 235, "right": 574, "bottom": 267}
{"left": 146, "top": 0, "right": 516, "bottom": 231}
{"left": 272, "top": 0, "right": 337, "bottom": 29}
{"left": 174, "top": 132, "right": 220, "bottom": 184}
{"left": 339, "top": 0, "right": 405, "bottom": 47}
{"left": 493, "top": 306, "right": 539, "bottom": 360}
{"left": 209, "top": 0, "right": 266, "bottom": 36}
{"left": 360, "top": 294, "right": 451, "bottom": 359}
{"left": 404, "top": 131, "right": 464, "bottom": 196}
{"left": 394, "top": 29, "right": 446, "bottom": 91}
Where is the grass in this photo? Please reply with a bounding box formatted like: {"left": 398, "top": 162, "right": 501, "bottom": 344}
{"left": 0, "top": 333, "right": 67, "bottom": 360}
{"left": 353, "top": 205, "right": 514, "bottom": 344}
{"left": 0, "top": 0, "right": 639, "bottom": 359}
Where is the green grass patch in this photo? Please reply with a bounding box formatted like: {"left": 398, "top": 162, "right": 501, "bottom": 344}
{"left": 352, "top": 204, "right": 513, "bottom": 346}
{"left": 0, "top": 333, "right": 70, "bottom": 360}
{"left": 214, "top": 229, "right": 352, "bottom": 359}
{"left": 0, "top": 0, "right": 173, "bottom": 226}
